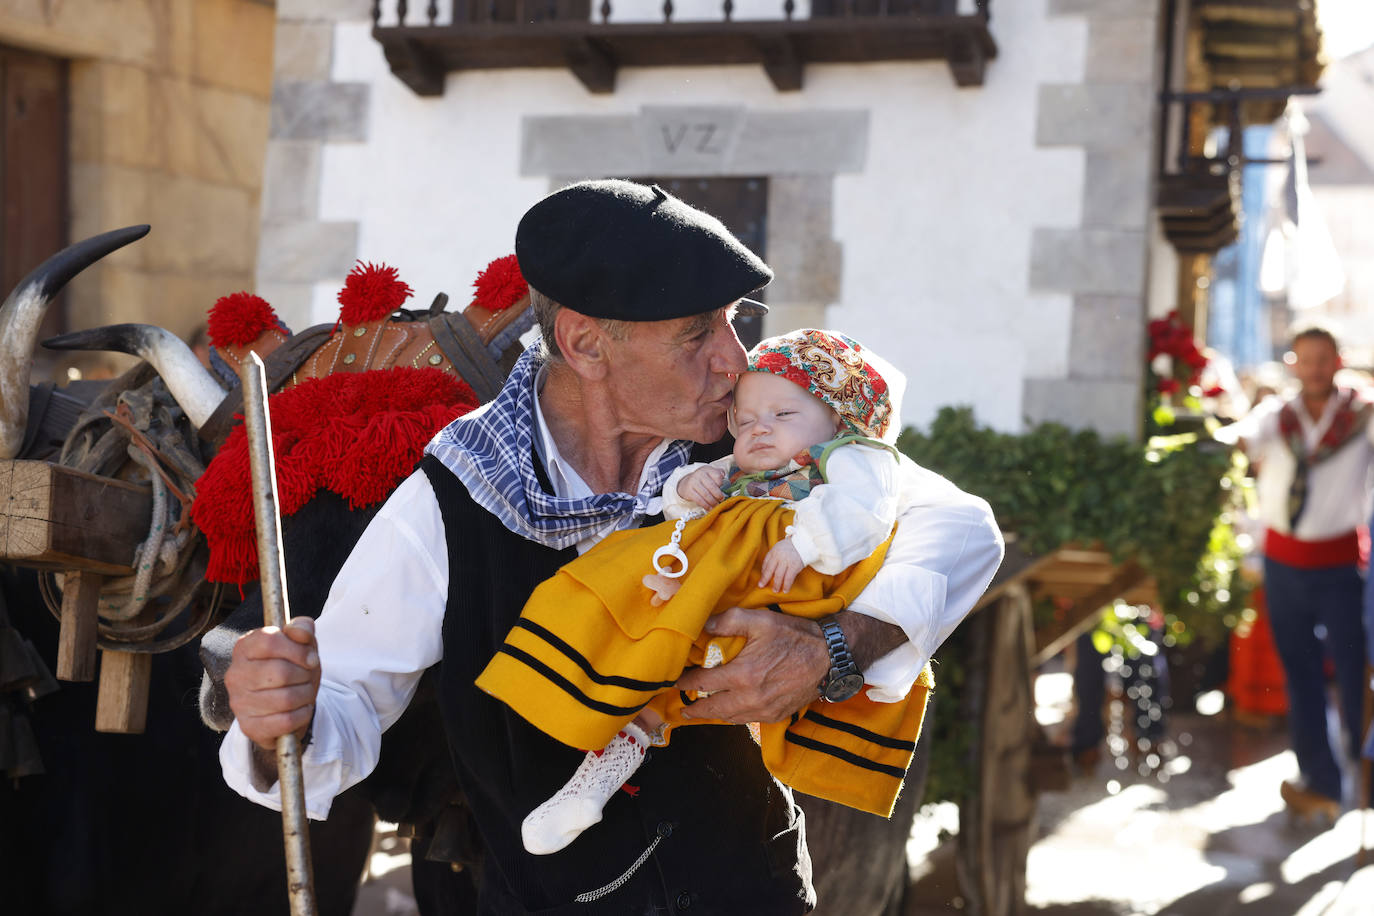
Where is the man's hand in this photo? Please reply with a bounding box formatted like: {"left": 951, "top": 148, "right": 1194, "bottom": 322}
{"left": 759, "top": 539, "right": 805, "bottom": 593}
{"left": 676, "top": 609, "right": 909, "bottom": 724}
{"left": 677, "top": 609, "right": 828, "bottom": 723}
{"left": 678, "top": 466, "right": 727, "bottom": 509}
{"left": 225, "top": 616, "right": 321, "bottom": 753}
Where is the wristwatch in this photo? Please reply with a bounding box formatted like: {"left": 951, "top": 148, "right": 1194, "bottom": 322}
{"left": 817, "top": 615, "right": 864, "bottom": 703}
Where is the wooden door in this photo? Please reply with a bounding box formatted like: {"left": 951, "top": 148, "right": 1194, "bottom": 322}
{"left": 1, "top": 46, "right": 68, "bottom": 344}
{"left": 633, "top": 177, "right": 769, "bottom": 350}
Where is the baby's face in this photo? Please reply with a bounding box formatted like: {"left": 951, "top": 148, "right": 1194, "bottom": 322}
{"left": 732, "top": 371, "right": 841, "bottom": 472}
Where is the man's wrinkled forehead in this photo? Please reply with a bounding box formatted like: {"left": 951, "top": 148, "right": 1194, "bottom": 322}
{"left": 668, "top": 304, "right": 737, "bottom": 344}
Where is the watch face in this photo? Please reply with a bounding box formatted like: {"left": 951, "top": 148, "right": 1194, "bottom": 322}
{"left": 822, "top": 672, "right": 865, "bottom": 703}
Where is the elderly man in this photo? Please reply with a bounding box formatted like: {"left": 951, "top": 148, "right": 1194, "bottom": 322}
{"left": 1225, "top": 327, "right": 1372, "bottom": 822}
{"left": 221, "top": 180, "right": 1002, "bottom": 913}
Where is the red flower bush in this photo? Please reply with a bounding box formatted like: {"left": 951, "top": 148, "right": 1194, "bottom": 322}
{"left": 1148, "top": 311, "right": 1208, "bottom": 395}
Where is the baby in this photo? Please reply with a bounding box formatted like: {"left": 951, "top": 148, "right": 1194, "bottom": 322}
{"left": 477, "top": 329, "right": 928, "bottom": 855}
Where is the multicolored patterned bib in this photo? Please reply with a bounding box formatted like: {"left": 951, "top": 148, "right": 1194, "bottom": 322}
{"left": 721, "top": 434, "right": 896, "bottom": 501}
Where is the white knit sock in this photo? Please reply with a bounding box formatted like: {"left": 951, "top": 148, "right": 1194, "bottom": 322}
{"left": 522, "top": 722, "right": 651, "bottom": 855}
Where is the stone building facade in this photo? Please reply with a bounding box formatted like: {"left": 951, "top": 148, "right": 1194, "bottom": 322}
{"left": 0, "top": 0, "right": 275, "bottom": 376}
{"left": 260, "top": 0, "right": 1170, "bottom": 437}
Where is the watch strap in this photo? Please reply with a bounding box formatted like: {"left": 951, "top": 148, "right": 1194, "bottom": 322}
{"left": 818, "top": 615, "right": 860, "bottom": 691}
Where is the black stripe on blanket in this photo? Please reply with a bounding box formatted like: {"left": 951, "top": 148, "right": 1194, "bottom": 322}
{"left": 512, "top": 619, "right": 677, "bottom": 690}
{"left": 802, "top": 710, "right": 918, "bottom": 752}
{"left": 496, "top": 645, "right": 650, "bottom": 718}
{"left": 783, "top": 732, "right": 907, "bottom": 780}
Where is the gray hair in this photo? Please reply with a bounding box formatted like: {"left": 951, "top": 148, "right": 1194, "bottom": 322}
{"left": 530, "top": 286, "right": 630, "bottom": 361}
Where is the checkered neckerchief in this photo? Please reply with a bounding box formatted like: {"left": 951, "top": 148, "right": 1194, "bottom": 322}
{"left": 425, "top": 346, "right": 693, "bottom": 550}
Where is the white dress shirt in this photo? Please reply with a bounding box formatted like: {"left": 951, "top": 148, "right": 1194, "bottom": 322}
{"left": 1226, "top": 391, "right": 1374, "bottom": 540}
{"left": 221, "top": 397, "right": 1004, "bottom": 817}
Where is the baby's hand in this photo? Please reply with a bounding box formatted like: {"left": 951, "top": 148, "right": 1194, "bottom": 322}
{"left": 759, "top": 539, "right": 805, "bottom": 593}
{"left": 678, "top": 466, "right": 726, "bottom": 509}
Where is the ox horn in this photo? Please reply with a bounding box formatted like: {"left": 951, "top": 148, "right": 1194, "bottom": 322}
{"left": 43, "top": 324, "right": 228, "bottom": 429}
{"left": 0, "top": 225, "right": 151, "bottom": 459}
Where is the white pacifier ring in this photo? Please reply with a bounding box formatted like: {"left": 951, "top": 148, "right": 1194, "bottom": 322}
{"left": 652, "top": 544, "right": 689, "bottom": 578}
{"left": 649, "top": 511, "right": 702, "bottom": 579}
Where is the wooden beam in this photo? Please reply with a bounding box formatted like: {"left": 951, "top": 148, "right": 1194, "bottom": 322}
{"left": 945, "top": 27, "right": 986, "bottom": 87}
{"left": 1033, "top": 561, "right": 1150, "bottom": 666}
{"left": 1053, "top": 548, "right": 1114, "bottom": 565}
{"left": 0, "top": 460, "right": 151, "bottom": 575}
{"left": 758, "top": 35, "right": 802, "bottom": 91}
{"left": 400, "top": 38, "right": 445, "bottom": 95}
{"left": 972, "top": 539, "right": 1057, "bottom": 613}
{"left": 95, "top": 649, "right": 151, "bottom": 734}
{"left": 1032, "top": 565, "right": 1122, "bottom": 586}
{"left": 56, "top": 570, "right": 102, "bottom": 682}
{"left": 563, "top": 36, "right": 616, "bottom": 93}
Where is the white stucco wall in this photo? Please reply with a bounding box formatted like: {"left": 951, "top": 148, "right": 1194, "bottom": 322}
{"left": 303, "top": 0, "right": 1089, "bottom": 433}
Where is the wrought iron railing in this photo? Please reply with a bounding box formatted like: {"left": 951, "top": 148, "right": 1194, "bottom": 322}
{"left": 370, "top": 0, "right": 995, "bottom": 94}
{"left": 374, "top": 0, "right": 989, "bottom": 26}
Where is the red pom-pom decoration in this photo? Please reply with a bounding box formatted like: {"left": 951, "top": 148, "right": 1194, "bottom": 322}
{"left": 206, "top": 292, "right": 282, "bottom": 348}
{"left": 192, "top": 367, "right": 479, "bottom": 584}
{"left": 470, "top": 254, "right": 528, "bottom": 312}
{"left": 337, "top": 261, "right": 414, "bottom": 325}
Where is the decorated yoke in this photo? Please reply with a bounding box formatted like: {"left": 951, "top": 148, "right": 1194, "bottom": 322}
{"left": 476, "top": 494, "right": 934, "bottom": 818}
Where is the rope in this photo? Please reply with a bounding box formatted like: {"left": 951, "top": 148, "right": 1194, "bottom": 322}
{"left": 97, "top": 445, "right": 167, "bottom": 622}
{"left": 39, "top": 374, "right": 218, "bottom": 653}
{"left": 104, "top": 403, "right": 196, "bottom": 526}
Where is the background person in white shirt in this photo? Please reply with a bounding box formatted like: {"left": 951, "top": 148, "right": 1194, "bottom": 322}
{"left": 1223, "top": 327, "right": 1373, "bottom": 821}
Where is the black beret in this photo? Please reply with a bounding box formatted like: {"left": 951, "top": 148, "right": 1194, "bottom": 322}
{"left": 515, "top": 180, "right": 771, "bottom": 322}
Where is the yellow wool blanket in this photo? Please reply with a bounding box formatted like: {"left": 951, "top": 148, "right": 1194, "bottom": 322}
{"left": 476, "top": 495, "right": 933, "bottom": 817}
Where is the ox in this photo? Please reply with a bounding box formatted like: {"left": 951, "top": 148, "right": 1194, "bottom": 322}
{"left": 0, "top": 226, "right": 524, "bottom": 913}
{"left": 0, "top": 227, "right": 931, "bottom": 916}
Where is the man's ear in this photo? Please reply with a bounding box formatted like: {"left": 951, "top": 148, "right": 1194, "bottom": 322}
{"left": 553, "top": 310, "right": 610, "bottom": 380}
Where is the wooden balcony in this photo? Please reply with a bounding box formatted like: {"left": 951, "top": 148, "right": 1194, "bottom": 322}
{"left": 1193, "top": 0, "right": 1323, "bottom": 122}
{"left": 371, "top": 0, "right": 996, "bottom": 95}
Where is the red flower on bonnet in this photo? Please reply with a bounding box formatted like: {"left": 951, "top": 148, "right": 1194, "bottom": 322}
{"left": 746, "top": 329, "right": 892, "bottom": 441}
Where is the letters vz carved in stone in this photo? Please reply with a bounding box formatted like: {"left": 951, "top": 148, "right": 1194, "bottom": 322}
{"left": 660, "top": 122, "right": 725, "bottom": 155}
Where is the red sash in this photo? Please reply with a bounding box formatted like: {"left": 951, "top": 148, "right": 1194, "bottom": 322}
{"left": 1263, "top": 527, "right": 1367, "bottom": 569}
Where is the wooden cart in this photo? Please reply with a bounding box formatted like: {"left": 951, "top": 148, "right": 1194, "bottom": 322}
{"left": 943, "top": 538, "right": 1156, "bottom": 916}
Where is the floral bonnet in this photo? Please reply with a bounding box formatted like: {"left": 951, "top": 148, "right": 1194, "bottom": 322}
{"left": 746, "top": 329, "right": 896, "bottom": 442}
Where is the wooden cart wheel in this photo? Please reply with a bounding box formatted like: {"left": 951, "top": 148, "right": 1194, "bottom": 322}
{"left": 955, "top": 582, "right": 1037, "bottom": 916}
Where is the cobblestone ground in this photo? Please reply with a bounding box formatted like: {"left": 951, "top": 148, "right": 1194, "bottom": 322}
{"left": 353, "top": 670, "right": 1374, "bottom": 916}
{"left": 908, "top": 670, "right": 1374, "bottom": 916}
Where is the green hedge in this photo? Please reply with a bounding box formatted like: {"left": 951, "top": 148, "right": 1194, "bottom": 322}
{"left": 898, "top": 407, "right": 1247, "bottom": 805}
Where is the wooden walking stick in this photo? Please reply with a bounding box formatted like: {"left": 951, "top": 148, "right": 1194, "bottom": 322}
{"left": 241, "top": 351, "right": 318, "bottom": 916}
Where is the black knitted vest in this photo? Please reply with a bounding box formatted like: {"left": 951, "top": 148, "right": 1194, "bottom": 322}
{"left": 420, "top": 454, "right": 814, "bottom": 915}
